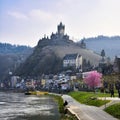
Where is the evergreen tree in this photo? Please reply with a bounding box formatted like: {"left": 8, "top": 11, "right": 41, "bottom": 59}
{"left": 101, "top": 49, "right": 105, "bottom": 57}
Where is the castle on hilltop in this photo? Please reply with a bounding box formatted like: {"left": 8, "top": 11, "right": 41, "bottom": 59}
{"left": 40, "top": 22, "right": 86, "bottom": 48}
{"left": 41, "top": 22, "right": 69, "bottom": 41}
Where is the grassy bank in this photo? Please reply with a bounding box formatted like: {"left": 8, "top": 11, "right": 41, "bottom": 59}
{"left": 104, "top": 103, "right": 120, "bottom": 119}
{"left": 50, "top": 94, "right": 78, "bottom": 120}
{"left": 51, "top": 95, "right": 64, "bottom": 114}
{"left": 69, "top": 91, "right": 110, "bottom": 107}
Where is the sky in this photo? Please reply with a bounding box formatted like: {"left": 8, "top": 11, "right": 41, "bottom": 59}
{"left": 0, "top": 0, "right": 120, "bottom": 47}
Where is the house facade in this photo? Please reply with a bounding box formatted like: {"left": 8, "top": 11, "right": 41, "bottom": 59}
{"left": 63, "top": 53, "right": 82, "bottom": 70}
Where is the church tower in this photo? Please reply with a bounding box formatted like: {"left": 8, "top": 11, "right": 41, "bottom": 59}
{"left": 57, "top": 22, "right": 65, "bottom": 37}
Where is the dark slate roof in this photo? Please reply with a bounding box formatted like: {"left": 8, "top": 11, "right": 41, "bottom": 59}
{"left": 63, "top": 53, "right": 81, "bottom": 60}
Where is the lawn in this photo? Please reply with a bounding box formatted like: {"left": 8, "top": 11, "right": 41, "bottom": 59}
{"left": 104, "top": 103, "right": 120, "bottom": 119}
{"left": 68, "top": 91, "right": 110, "bottom": 107}
{"left": 69, "top": 91, "right": 120, "bottom": 119}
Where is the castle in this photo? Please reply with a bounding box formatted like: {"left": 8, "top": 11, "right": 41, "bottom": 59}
{"left": 40, "top": 22, "right": 86, "bottom": 48}
{"left": 41, "top": 22, "right": 69, "bottom": 41}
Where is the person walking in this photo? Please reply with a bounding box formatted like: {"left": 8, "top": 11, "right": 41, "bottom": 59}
{"left": 110, "top": 88, "right": 114, "bottom": 97}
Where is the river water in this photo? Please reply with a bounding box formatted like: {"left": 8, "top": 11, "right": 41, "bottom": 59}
{"left": 0, "top": 92, "right": 60, "bottom": 120}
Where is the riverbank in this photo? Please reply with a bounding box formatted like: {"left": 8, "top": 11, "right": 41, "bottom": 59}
{"left": 50, "top": 92, "right": 120, "bottom": 120}
{"left": 1, "top": 91, "right": 119, "bottom": 120}
{"left": 0, "top": 88, "right": 25, "bottom": 93}
{"left": 49, "top": 94, "right": 79, "bottom": 120}
{"left": 62, "top": 94, "right": 118, "bottom": 120}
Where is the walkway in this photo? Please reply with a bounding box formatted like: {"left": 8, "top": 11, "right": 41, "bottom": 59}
{"left": 98, "top": 97, "right": 120, "bottom": 110}
{"left": 62, "top": 95, "right": 119, "bottom": 120}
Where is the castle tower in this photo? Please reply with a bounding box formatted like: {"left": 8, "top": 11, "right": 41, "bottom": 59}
{"left": 57, "top": 22, "right": 65, "bottom": 36}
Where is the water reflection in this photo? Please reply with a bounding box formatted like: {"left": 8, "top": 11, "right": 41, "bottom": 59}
{"left": 0, "top": 92, "right": 60, "bottom": 120}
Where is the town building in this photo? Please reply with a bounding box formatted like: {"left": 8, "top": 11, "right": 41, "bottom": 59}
{"left": 11, "top": 76, "right": 20, "bottom": 88}
{"left": 113, "top": 56, "right": 120, "bottom": 73}
{"left": 63, "top": 53, "right": 82, "bottom": 70}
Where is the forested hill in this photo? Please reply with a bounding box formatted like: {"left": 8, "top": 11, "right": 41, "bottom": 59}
{"left": 0, "top": 42, "right": 33, "bottom": 80}
{"left": 15, "top": 34, "right": 101, "bottom": 77}
{"left": 81, "top": 35, "right": 120, "bottom": 59}
{"left": 0, "top": 42, "right": 33, "bottom": 54}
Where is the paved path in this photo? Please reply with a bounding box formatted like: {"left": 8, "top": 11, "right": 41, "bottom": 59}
{"left": 62, "top": 95, "right": 118, "bottom": 120}
{"left": 98, "top": 97, "right": 120, "bottom": 110}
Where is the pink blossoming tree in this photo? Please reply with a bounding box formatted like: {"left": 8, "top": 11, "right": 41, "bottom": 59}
{"left": 84, "top": 71, "right": 102, "bottom": 92}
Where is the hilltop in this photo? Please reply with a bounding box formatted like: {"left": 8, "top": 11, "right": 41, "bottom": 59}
{"left": 15, "top": 23, "right": 101, "bottom": 77}
{"left": 0, "top": 42, "right": 32, "bottom": 55}
{"left": 80, "top": 35, "right": 120, "bottom": 59}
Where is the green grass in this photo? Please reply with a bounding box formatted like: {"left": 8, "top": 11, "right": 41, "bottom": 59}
{"left": 49, "top": 94, "right": 64, "bottom": 113}
{"left": 50, "top": 94, "right": 78, "bottom": 120}
{"left": 68, "top": 91, "right": 120, "bottom": 119}
{"left": 104, "top": 103, "right": 120, "bottom": 119}
{"left": 60, "top": 114, "right": 78, "bottom": 120}
{"left": 69, "top": 91, "right": 110, "bottom": 107}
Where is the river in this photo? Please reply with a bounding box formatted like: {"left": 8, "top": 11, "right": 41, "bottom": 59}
{"left": 0, "top": 92, "right": 60, "bottom": 120}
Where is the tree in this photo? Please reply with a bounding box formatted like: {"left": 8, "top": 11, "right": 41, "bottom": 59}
{"left": 101, "top": 49, "right": 105, "bottom": 58}
{"left": 84, "top": 71, "right": 102, "bottom": 92}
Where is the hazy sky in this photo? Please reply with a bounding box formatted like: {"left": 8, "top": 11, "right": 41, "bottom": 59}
{"left": 0, "top": 0, "right": 120, "bottom": 47}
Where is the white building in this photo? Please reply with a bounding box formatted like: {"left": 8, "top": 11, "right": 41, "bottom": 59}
{"left": 11, "top": 76, "right": 20, "bottom": 88}
{"left": 63, "top": 53, "right": 82, "bottom": 69}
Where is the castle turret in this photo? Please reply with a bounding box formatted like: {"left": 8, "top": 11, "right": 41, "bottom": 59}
{"left": 50, "top": 22, "right": 69, "bottom": 40}
{"left": 57, "top": 22, "right": 65, "bottom": 37}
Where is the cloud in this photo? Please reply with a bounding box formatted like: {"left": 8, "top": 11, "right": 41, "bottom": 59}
{"left": 7, "top": 9, "right": 62, "bottom": 24}
{"left": 28, "top": 9, "right": 66, "bottom": 25}
{"left": 7, "top": 10, "right": 54, "bottom": 22}
{"left": 2, "top": 0, "right": 120, "bottom": 47}
{"left": 29, "top": 9, "right": 52, "bottom": 21}
{"left": 8, "top": 11, "right": 28, "bottom": 20}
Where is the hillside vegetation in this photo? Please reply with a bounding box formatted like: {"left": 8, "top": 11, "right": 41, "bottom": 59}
{"left": 81, "top": 35, "right": 120, "bottom": 59}
{"left": 0, "top": 43, "right": 32, "bottom": 54}
{"left": 15, "top": 36, "right": 101, "bottom": 77}
{"left": 0, "top": 43, "right": 33, "bottom": 80}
